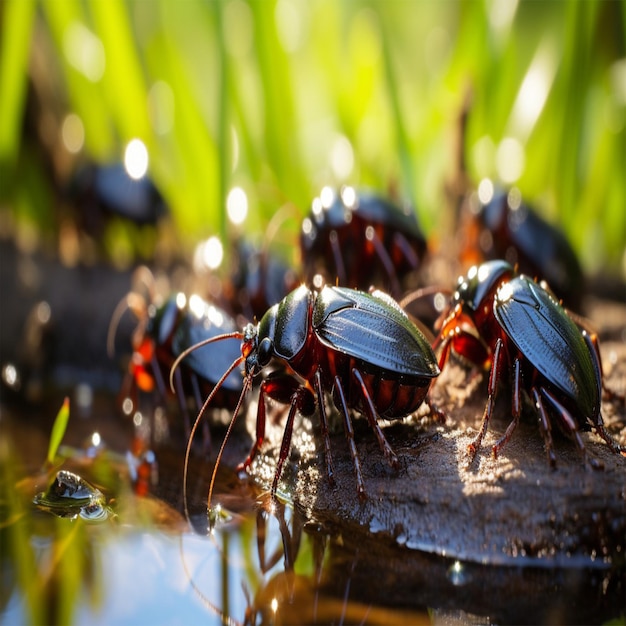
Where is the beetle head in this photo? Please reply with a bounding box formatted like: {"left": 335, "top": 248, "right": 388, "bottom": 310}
{"left": 242, "top": 322, "right": 274, "bottom": 378}
{"left": 453, "top": 260, "right": 514, "bottom": 314}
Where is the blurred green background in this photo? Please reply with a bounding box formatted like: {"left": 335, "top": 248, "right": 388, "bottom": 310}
{"left": 1, "top": 0, "right": 624, "bottom": 276}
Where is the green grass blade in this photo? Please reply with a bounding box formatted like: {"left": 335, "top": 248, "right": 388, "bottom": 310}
{"left": 0, "top": 0, "right": 36, "bottom": 165}
{"left": 47, "top": 397, "right": 71, "bottom": 465}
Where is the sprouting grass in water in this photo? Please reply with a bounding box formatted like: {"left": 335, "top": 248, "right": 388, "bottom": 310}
{"left": 46, "top": 396, "right": 71, "bottom": 467}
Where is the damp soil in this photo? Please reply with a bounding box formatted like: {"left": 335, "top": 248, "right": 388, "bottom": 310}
{"left": 1, "top": 239, "right": 625, "bottom": 624}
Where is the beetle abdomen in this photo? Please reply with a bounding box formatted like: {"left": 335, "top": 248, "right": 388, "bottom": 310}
{"left": 316, "top": 350, "right": 431, "bottom": 420}
{"left": 355, "top": 365, "right": 430, "bottom": 418}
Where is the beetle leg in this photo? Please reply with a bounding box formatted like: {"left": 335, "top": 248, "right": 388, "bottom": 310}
{"left": 314, "top": 370, "right": 336, "bottom": 487}
{"left": 589, "top": 412, "right": 624, "bottom": 457}
{"left": 256, "top": 500, "right": 301, "bottom": 574}
{"left": 542, "top": 386, "right": 623, "bottom": 466}
{"left": 493, "top": 356, "right": 522, "bottom": 458}
{"left": 468, "top": 337, "right": 504, "bottom": 463}
{"left": 149, "top": 352, "right": 168, "bottom": 401}
{"left": 582, "top": 330, "right": 625, "bottom": 406}
{"left": 172, "top": 365, "right": 191, "bottom": 440}
{"left": 425, "top": 396, "right": 447, "bottom": 423}
{"left": 329, "top": 230, "right": 347, "bottom": 285}
{"left": 392, "top": 230, "right": 421, "bottom": 270}
{"left": 435, "top": 334, "right": 453, "bottom": 372}
{"left": 190, "top": 373, "right": 211, "bottom": 453}
{"left": 367, "top": 227, "right": 403, "bottom": 296}
{"left": 271, "top": 391, "right": 300, "bottom": 499}
{"left": 352, "top": 368, "right": 400, "bottom": 470}
{"left": 332, "top": 374, "right": 365, "bottom": 498}
{"left": 237, "top": 378, "right": 269, "bottom": 473}
{"left": 532, "top": 388, "right": 557, "bottom": 468}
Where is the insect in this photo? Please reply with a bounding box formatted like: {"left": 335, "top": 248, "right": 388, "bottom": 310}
{"left": 108, "top": 273, "right": 242, "bottom": 442}
{"left": 171, "top": 284, "right": 440, "bottom": 518}
{"left": 434, "top": 259, "right": 624, "bottom": 466}
{"left": 68, "top": 162, "right": 167, "bottom": 230}
{"left": 300, "top": 186, "right": 427, "bottom": 297}
{"left": 221, "top": 238, "right": 299, "bottom": 323}
{"left": 458, "top": 186, "right": 584, "bottom": 310}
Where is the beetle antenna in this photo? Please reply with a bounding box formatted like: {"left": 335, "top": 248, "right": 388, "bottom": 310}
{"left": 169, "top": 331, "right": 244, "bottom": 393}
{"left": 398, "top": 285, "right": 452, "bottom": 310}
{"left": 182, "top": 356, "right": 246, "bottom": 527}
{"left": 206, "top": 375, "right": 253, "bottom": 528}
{"left": 106, "top": 292, "right": 148, "bottom": 358}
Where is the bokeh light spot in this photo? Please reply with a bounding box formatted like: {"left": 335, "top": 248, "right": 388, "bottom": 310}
{"left": 61, "top": 114, "right": 85, "bottom": 153}
{"left": 63, "top": 22, "right": 105, "bottom": 82}
{"left": 193, "top": 237, "right": 224, "bottom": 272}
{"left": 227, "top": 187, "right": 248, "bottom": 226}
{"left": 124, "top": 139, "right": 149, "bottom": 180}
{"left": 496, "top": 138, "right": 525, "bottom": 184}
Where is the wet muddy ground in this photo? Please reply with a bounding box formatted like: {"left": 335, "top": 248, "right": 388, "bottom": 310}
{"left": 1, "top": 239, "right": 625, "bottom": 624}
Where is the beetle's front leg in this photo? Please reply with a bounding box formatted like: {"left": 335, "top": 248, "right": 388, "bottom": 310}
{"left": 468, "top": 337, "right": 504, "bottom": 464}
{"left": 237, "top": 378, "right": 270, "bottom": 473}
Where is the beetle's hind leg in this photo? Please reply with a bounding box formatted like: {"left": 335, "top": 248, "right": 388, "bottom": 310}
{"left": 576, "top": 325, "right": 626, "bottom": 406}
{"left": 351, "top": 368, "right": 400, "bottom": 470}
{"left": 332, "top": 375, "right": 366, "bottom": 499}
{"left": 190, "top": 373, "right": 211, "bottom": 453}
{"left": 539, "top": 386, "right": 607, "bottom": 470}
{"left": 314, "top": 370, "right": 337, "bottom": 488}
{"left": 532, "top": 388, "right": 558, "bottom": 468}
{"left": 368, "top": 227, "right": 403, "bottom": 297}
{"left": 590, "top": 412, "right": 624, "bottom": 457}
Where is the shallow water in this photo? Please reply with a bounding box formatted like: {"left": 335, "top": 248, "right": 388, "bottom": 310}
{"left": 1, "top": 389, "right": 625, "bottom": 626}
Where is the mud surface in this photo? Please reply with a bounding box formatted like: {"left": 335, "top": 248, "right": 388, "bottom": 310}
{"left": 2, "top": 239, "right": 626, "bottom": 623}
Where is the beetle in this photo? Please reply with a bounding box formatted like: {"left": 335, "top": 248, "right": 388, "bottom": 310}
{"left": 434, "top": 259, "right": 624, "bottom": 466}
{"left": 68, "top": 162, "right": 167, "bottom": 230}
{"left": 300, "top": 186, "right": 427, "bottom": 297}
{"left": 458, "top": 186, "right": 584, "bottom": 311}
{"left": 172, "top": 283, "right": 440, "bottom": 517}
{"left": 221, "top": 238, "right": 299, "bottom": 324}
{"left": 108, "top": 273, "right": 242, "bottom": 443}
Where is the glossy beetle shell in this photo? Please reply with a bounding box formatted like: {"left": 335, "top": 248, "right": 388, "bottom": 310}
{"left": 493, "top": 274, "right": 600, "bottom": 423}
{"left": 254, "top": 284, "right": 439, "bottom": 419}
{"left": 301, "top": 188, "right": 427, "bottom": 294}
{"left": 460, "top": 190, "right": 584, "bottom": 310}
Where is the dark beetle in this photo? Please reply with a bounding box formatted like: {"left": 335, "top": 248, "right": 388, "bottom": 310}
{"left": 435, "top": 260, "right": 623, "bottom": 466}
{"left": 172, "top": 284, "right": 440, "bottom": 515}
{"left": 300, "top": 187, "right": 427, "bottom": 297}
{"left": 109, "top": 278, "right": 242, "bottom": 440}
{"left": 69, "top": 162, "right": 167, "bottom": 228}
{"left": 459, "top": 187, "right": 584, "bottom": 310}
{"left": 222, "top": 238, "right": 299, "bottom": 323}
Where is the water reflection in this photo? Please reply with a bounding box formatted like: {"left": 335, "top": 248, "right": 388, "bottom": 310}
{"left": 2, "top": 401, "right": 625, "bottom": 626}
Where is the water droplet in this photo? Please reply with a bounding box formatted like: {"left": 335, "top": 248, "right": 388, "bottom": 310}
{"left": 447, "top": 560, "right": 469, "bottom": 586}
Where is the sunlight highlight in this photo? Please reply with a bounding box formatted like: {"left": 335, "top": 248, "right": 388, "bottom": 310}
{"left": 124, "top": 139, "right": 149, "bottom": 180}
{"left": 63, "top": 22, "right": 105, "bottom": 82}
{"left": 509, "top": 40, "right": 557, "bottom": 139}
{"left": 193, "top": 237, "right": 224, "bottom": 272}
{"left": 496, "top": 137, "right": 525, "bottom": 184}
{"left": 477, "top": 178, "right": 494, "bottom": 205}
{"left": 61, "top": 114, "right": 85, "bottom": 154}
{"left": 330, "top": 135, "right": 354, "bottom": 180}
{"left": 227, "top": 187, "right": 248, "bottom": 226}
